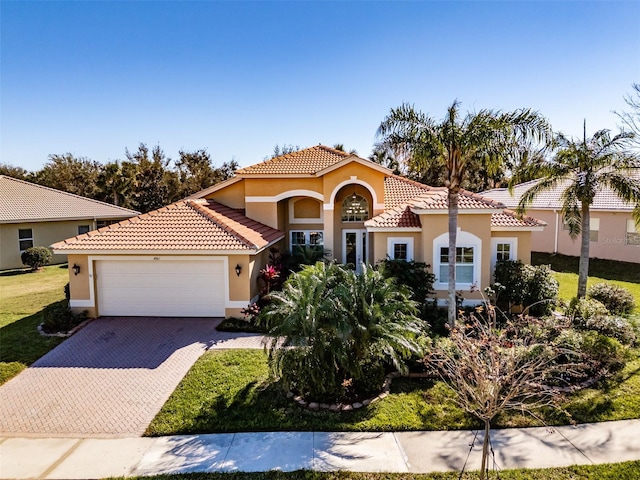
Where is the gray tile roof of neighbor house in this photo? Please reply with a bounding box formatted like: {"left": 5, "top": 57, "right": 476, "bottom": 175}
{"left": 0, "top": 175, "right": 139, "bottom": 223}
{"left": 482, "top": 170, "right": 640, "bottom": 211}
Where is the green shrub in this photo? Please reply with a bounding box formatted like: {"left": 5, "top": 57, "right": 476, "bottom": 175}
{"left": 567, "top": 297, "right": 610, "bottom": 320}
{"left": 21, "top": 246, "right": 53, "bottom": 271}
{"left": 377, "top": 259, "right": 436, "bottom": 304}
{"left": 582, "top": 315, "right": 637, "bottom": 346}
{"left": 580, "top": 331, "right": 628, "bottom": 375}
{"left": 588, "top": 282, "right": 635, "bottom": 315}
{"left": 492, "top": 261, "right": 558, "bottom": 317}
{"left": 41, "top": 303, "right": 87, "bottom": 334}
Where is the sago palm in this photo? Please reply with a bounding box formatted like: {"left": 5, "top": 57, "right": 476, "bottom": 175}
{"left": 515, "top": 124, "right": 640, "bottom": 298}
{"left": 377, "top": 101, "right": 551, "bottom": 326}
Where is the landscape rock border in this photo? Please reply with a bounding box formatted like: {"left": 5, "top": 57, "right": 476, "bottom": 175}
{"left": 37, "top": 318, "right": 93, "bottom": 338}
{"left": 289, "top": 371, "right": 433, "bottom": 412}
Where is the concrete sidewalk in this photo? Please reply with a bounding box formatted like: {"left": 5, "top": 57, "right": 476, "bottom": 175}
{"left": 1, "top": 419, "right": 638, "bottom": 479}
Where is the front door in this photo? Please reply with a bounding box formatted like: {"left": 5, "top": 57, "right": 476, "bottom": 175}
{"left": 342, "top": 229, "right": 367, "bottom": 273}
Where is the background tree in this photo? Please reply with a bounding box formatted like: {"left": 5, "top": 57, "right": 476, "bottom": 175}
{"left": 96, "top": 160, "right": 137, "bottom": 208}
{"left": 268, "top": 144, "right": 300, "bottom": 159}
{"left": 176, "top": 149, "right": 238, "bottom": 198}
{"left": 616, "top": 83, "right": 640, "bottom": 148}
{"left": 514, "top": 123, "right": 640, "bottom": 298}
{"left": 31, "top": 153, "right": 101, "bottom": 199}
{"left": 126, "top": 144, "right": 176, "bottom": 213}
{"left": 0, "top": 164, "right": 28, "bottom": 180}
{"left": 332, "top": 143, "right": 358, "bottom": 154}
{"left": 378, "top": 101, "right": 551, "bottom": 326}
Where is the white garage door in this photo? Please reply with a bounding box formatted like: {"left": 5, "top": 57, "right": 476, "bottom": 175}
{"left": 96, "top": 259, "right": 225, "bottom": 317}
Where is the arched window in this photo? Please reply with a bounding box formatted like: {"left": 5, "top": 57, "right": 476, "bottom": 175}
{"left": 341, "top": 194, "right": 369, "bottom": 222}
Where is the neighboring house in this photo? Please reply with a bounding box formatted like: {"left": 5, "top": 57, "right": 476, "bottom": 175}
{"left": 0, "top": 175, "right": 139, "bottom": 270}
{"left": 482, "top": 175, "right": 640, "bottom": 264}
{"left": 53, "top": 145, "right": 545, "bottom": 318}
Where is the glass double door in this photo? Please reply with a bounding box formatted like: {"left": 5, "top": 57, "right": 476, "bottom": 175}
{"left": 342, "top": 229, "right": 367, "bottom": 273}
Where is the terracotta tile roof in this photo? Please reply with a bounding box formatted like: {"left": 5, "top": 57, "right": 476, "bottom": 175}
{"left": 365, "top": 204, "right": 422, "bottom": 229}
{"left": 482, "top": 170, "right": 640, "bottom": 211}
{"left": 373, "top": 174, "right": 541, "bottom": 229}
{"left": 491, "top": 210, "right": 547, "bottom": 228}
{"left": 51, "top": 199, "right": 283, "bottom": 252}
{"left": 236, "top": 145, "right": 352, "bottom": 175}
{"left": 0, "top": 175, "right": 138, "bottom": 223}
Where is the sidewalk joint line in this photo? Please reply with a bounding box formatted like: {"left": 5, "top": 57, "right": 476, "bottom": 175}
{"left": 39, "top": 438, "right": 83, "bottom": 479}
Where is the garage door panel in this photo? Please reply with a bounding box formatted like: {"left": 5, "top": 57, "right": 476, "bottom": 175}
{"left": 96, "top": 259, "right": 225, "bottom": 317}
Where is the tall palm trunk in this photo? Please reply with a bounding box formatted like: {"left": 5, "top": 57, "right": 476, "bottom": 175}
{"left": 448, "top": 190, "right": 458, "bottom": 327}
{"left": 578, "top": 203, "right": 591, "bottom": 298}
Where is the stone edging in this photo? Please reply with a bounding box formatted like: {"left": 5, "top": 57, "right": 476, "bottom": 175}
{"left": 37, "top": 318, "right": 94, "bottom": 338}
{"left": 289, "top": 371, "right": 433, "bottom": 412}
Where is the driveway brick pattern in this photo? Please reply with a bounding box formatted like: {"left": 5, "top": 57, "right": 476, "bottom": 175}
{"left": 0, "top": 317, "right": 265, "bottom": 438}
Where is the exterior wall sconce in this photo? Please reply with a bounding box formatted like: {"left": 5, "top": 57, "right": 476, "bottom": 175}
{"left": 72, "top": 264, "right": 81, "bottom": 276}
{"left": 235, "top": 264, "right": 242, "bottom": 277}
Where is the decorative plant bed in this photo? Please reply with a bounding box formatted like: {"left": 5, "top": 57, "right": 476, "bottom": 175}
{"left": 37, "top": 318, "right": 93, "bottom": 338}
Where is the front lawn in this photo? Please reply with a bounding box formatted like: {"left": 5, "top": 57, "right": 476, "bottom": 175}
{"left": 147, "top": 347, "right": 640, "bottom": 436}
{"left": 0, "top": 264, "right": 69, "bottom": 383}
{"left": 531, "top": 252, "right": 640, "bottom": 312}
{"left": 120, "top": 461, "right": 640, "bottom": 480}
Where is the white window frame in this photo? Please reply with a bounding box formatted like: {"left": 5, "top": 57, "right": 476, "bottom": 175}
{"left": 626, "top": 219, "right": 640, "bottom": 245}
{"left": 387, "top": 237, "right": 414, "bottom": 261}
{"left": 290, "top": 230, "right": 324, "bottom": 251}
{"left": 590, "top": 217, "right": 600, "bottom": 242}
{"left": 490, "top": 237, "right": 518, "bottom": 275}
{"left": 341, "top": 194, "right": 369, "bottom": 222}
{"left": 433, "top": 230, "right": 482, "bottom": 290}
{"left": 18, "top": 228, "right": 34, "bottom": 252}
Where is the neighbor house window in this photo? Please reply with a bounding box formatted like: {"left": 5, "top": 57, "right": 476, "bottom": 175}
{"left": 590, "top": 218, "right": 600, "bottom": 242}
{"left": 439, "top": 247, "right": 475, "bottom": 284}
{"left": 627, "top": 219, "right": 640, "bottom": 246}
{"left": 18, "top": 229, "right": 33, "bottom": 251}
{"left": 387, "top": 237, "right": 414, "bottom": 261}
{"left": 96, "top": 219, "right": 119, "bottom": 229}
{"left": 341, "top": 194, "right": 368, "bottom": 222}
{"left": 290, "top": 230, "right": 324, "bottom": 253}
{"left": 495, "top": 242, "right": 512, "bottom": 261}
{"left": 78, "top": 225, "right": 90, "bottom": 235}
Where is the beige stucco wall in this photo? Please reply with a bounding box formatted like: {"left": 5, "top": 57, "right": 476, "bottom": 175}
{"left": 322, "top": 164, "right": 386, "bottom": 215}
{"left": 293, "top": 198, "right": 321, "bottom": 218}
{"left": 205, "top": 180, "right": 246, "bottom": 208}
{"left": 371, "top": 232, "right": 422, "bottom": 264}
{"left": 526, "top": 209, "right": 640, "bottom": 263}
{"left": 0, "top": 220, "right": 99, "bottom": 270}
{"left": 245, "top": 202, "right": 279, "bottom": 229}
{"left": 491, "top": 231, "right": 533, "bottom": 264}
{"left": 243, "top": 177, "right": 323, "bottom": 197}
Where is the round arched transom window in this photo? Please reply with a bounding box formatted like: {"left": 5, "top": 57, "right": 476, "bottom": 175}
{"left": 341, "top": 193, "right": 369, "bottom": 222}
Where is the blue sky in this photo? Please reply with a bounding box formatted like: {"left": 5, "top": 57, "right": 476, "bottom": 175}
{"left": 2, "top": 1, "right": 639, "bottom": 172}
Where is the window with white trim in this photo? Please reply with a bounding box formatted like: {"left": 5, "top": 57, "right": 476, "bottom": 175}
{"left": 18, "top": 229, "right": 33, "bottom": 252}
{"left": 590, "top": 218, "right": 600, "bottom": 242}
{"left": 341, "top": 194, "right": 368, "bottom": 222}
{"left": 439, "top": 247, "right": 475, "bottom": 284}
{"left": 78, "top": 225, "right": 90, "bottom": 235}
{"left": 627, "top": 219, "right": 640, "bottom": 246}
{"left": 490, "top": 238, "right": 518, "bottom": 277}
{"left": 290, "top": 230, "right": 324, "bottom": 253}
{"left": 387, "top": 237, "right": 414, "bottom": 261}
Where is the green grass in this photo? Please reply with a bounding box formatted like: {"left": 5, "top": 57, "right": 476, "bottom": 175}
{"left": 0, "top": 264, "right": 69, "bottom": 383}
{"left": 118, "top": 460, "right": 640, "bottom": 479}
{"left": 147, "top": 346, "right": 640, "bottom": 436}
{"left": 531, "top": 252, "right": 640, "bottom": 312}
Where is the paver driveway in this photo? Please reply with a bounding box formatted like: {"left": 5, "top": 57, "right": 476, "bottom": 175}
{"left": 0, "top": 317, "right": 265, "bottom": 438}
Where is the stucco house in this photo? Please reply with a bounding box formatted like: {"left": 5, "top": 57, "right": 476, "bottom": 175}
{"left": 53, "top": 145, "right": 545, "bottom": 318}
{"left": 0, "top": 175, "right": 138, "bottom": 270}
{"left": 482, "top": 174, "right": 640, "bottom": 264}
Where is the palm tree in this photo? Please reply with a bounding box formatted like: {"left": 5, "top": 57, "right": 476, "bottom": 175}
{"left": 377, "top": 101, "right": 551, "bottom": 326}
{"left": 514, "top": 123, "right": 640, "bottom": 298}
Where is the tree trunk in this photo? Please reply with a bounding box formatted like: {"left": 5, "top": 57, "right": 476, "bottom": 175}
{"left": 448, "top": 190, "right": 458, "bottom": 327}
{"left": 577, "top": 203, "right": 590, "bottom": 298}
{"left": 480, "top": 419, "right": 491, "bottom": 480}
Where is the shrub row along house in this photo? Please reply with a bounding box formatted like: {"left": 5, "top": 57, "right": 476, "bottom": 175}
{"left": 53, "top": 146, "right": 545, "bottom": 318}
{"left": 482, "top": 173, "right": 640, "bottom": 264}
{"left": 0, "top": 175, "right": 138, "bottom": 270}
